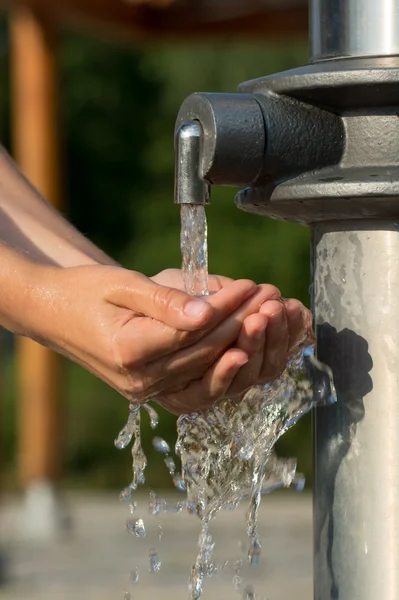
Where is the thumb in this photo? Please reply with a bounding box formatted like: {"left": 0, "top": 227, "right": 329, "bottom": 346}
{"left": 107, "top": 270, "right": 212, "bottom": 331}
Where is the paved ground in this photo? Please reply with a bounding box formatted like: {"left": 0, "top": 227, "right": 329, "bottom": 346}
{"left": 0, "top": 491, "right": 312, "bottom": 600}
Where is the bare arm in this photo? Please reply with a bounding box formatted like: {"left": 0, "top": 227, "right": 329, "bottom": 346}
{"left": 0, "top": 145, "right": 311, "bottom": 412}
{"left": 0, "top": 146, "right": 116, "bottom": 267}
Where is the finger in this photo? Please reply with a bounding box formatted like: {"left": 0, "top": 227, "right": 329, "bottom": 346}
{"left": 207, "top": 274, "right": 234, "bottom": 293}
{"left": 199, "top": 348, "right": 249, "bottom": 407}
{"left": 150, "top": 269, "right": 185, "bottom": 288}
{"left": 107, "top": 269, "right": 213, "bottom": 330}
{"left": 111, "top": 279, "right": 259, "bottom": 377}
{"left": 259, "top": 299, "right": 289, "bottom": 381}
{"left": 155, "top": 348, "right": 248, "bottom": 415}
{"left": 226, "top": 314, "right": 268, "bottom": 395}
{"left": 284, "top": 299, "right": 314, "bottom": 352}
{"left": 141, "top": 284, "right": 281, "bottom": 395}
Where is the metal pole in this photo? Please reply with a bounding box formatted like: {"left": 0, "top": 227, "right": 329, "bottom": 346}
{"left": 310, "top": 0, "right": 399, "bottom": 62}
{"left": 312, "top": 222, "right": 399, "bottom": 600}
{"left": 310, "top": 2, "right": 399, "bottom": 599}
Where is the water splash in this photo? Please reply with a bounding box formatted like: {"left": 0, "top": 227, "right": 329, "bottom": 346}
{"left": 115, "top": 404, "right": 147, "bottom": 505}
{"left": 116, "top": 202, "right": 336, "bottom": 599}
{"left": 177, "top": 204, "right": 336, "bottom": 598}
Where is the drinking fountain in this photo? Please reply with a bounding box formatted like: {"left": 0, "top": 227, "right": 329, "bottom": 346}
{"left": 174, "top": 1, "right": 399, "bottom": 599}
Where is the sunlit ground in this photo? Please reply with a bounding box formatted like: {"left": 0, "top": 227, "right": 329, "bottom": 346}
{"left": 0, "top": 491, "right": 311, "bottom": 600}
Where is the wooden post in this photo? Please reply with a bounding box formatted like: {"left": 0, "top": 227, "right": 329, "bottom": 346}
{"left": 10, "top": 5, "right": 66, "bottom": 539}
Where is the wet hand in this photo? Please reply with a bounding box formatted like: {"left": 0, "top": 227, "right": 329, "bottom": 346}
{"left": 26, "top": 264, "right": 263, "bottom": 403}
{"left": 152, "top": 271, "right": 313, "bottom": 414}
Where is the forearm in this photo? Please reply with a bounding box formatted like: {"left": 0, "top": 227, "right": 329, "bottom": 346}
{"left": 0, "top": 241, "right": 46, "bottom": 336}
{"left": 0, "top": 146, "right": 117, "bottom": 267}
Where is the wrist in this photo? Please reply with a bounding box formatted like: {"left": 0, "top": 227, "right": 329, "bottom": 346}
{"left": 0, "top": 243, "right": 52, "bottom": 338}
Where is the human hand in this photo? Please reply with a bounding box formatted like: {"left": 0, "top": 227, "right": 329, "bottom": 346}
{"left": 151, "top": 269, "right": 313, "bottom": 414}
{"left": 22, "top": 263, "right": 270, "bottom": 405}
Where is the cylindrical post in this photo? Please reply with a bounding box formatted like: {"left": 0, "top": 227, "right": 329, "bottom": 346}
{"left": 310, "top": 0, "right": 399, "bottom": 62}
{"left": 310, "top": 0, "right": 399, "bottom": 596}
{"left": 312, "top": 221, "right": 399, "bottom": 600}
{"left": 10, "top": 6, "right": 66, "bottom": 539}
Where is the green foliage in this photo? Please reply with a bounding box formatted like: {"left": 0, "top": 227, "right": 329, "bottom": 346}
{"left": 1, "top": 25, "right": 313, "bottom": 489}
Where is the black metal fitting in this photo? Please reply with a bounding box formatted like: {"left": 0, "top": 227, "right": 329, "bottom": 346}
{"left": 176, "top": 56, "right": 399, "bottom": 224}
{"left": 175, "top": 90, "right": 343, "bottom": 192}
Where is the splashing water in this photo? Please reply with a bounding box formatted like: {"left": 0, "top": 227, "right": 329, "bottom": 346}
{"left": 115, "top": 203, "right": 336, "bottom": 599}
{"left": 177, "top": 204, "right": 336, "bottom": 598}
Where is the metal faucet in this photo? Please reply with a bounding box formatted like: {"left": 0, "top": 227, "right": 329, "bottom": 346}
{"left": 174, "top": 1, "right": 399, "bottom": 599}
{"left": 175, "top": 121, "right": 210, "bottom": 205}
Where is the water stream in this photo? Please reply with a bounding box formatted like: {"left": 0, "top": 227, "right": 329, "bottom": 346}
{"left": 116, "top": 203, "right": 336, "bottom": 599}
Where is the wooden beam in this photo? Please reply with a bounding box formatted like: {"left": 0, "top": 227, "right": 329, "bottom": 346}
{"left": 60, "top": 0, "right": 308, "bottom": 41}
{"left": 10, "top": 6, "right": 64, "bottom": 490}
{"left": 0, "top": 0, "right": 308, "bottom": 42}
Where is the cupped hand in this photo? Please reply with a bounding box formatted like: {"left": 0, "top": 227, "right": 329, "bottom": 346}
{"left": 25, "top": 263, "right": 267, "bottom": 403}
{"left": 152, "top": 269, "right": 313, "bottom": 414}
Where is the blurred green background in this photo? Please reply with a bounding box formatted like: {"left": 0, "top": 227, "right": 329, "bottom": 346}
{"left": 0, "top": 21, "right": 312, "bottom": 491}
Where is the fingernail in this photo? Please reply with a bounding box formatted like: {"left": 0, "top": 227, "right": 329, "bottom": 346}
{"left": 184, "top": 299, "right": 209, "bottom": 320}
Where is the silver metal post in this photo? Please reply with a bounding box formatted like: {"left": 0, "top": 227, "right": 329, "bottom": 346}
{"left": 312, "top": 221, "right": 399, "bottom": 600}
{"left": 311, "top": 0, "right": 399, "bottom": 597}
{"left": 310, "top": 0, "right": 399, "bottom": 62}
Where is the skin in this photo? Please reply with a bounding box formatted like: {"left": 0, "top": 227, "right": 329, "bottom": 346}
{"left": 0, "top": 148, "right": 313, "bottom": 415}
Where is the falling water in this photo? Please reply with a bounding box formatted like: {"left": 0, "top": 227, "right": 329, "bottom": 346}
{"left": 116, "top": 203, "right": 336, "bottom": 600}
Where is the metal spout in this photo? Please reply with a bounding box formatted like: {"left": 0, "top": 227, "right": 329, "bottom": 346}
{"left": 174, "top": 121, "right": 210, "bottom": 205}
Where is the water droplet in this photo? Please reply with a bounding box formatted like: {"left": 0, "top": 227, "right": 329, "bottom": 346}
{"left": 165, "top": 500, "right": 186, "bottom": 513}
{"left": 129, "top": 501, "right": 137, "bottom": 514}
{"left": 119, "top": 486, "right": 132, "bottom": 504}
{"left": 126, "top": 518, "right": 146, "bottom": 538}
{"left": 164, "top": 456, "right": 176, "bottom": 475}
{"left": 173, "top": 475, "right": 187, "bottom": 492}
{"left": 248, "top": 537, "right": 261, "bottom": 566}
{"left": 152, "top": 437, "right": 170, "bottom": 454}
{"left": 158, "top": 524, "right": 163, "bottom": 542}
{"left": 149, "top": 549, "right": 162, "bottom": 573}
{"left": 233, "top": 573, "right": 243, "bottom": 591}
{"left": 115, "top": 405, "right": 139, "bottom": 449}
{"left": 143, "top": 403, "right": 159, "bottom": 429}
{"left": 291, "top": 474, "right": 305, "bottom": 492}
{"left": 148, "top": 490, "right": 166, "bottom": 515}
{"left": 124, "top": 593, "right": 131, "bottom": 600}
{"left": 129, "top": 568, "right": 139, "bottom": 585}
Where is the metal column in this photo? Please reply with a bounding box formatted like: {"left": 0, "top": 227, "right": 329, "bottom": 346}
{"left": 310, "top": 0, "right": 399, "bottom": 61}
{"left": 311, "top": 2, "right": 399, "bottom": 599}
